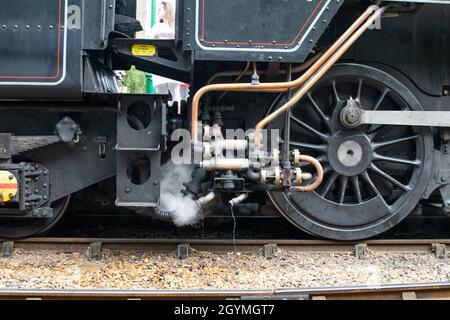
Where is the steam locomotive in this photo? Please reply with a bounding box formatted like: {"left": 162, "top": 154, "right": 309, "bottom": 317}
{"left": 1, "top": 0, "right": 450, "bottom": 240}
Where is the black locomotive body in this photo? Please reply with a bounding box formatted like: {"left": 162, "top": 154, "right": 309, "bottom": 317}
{"left": 1, "top": 0, "right": 450, "bottom": 240}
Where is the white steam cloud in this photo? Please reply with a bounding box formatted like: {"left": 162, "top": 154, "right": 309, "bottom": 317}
{"left": 159, "top": 162, "right": 201, "bottom": 226}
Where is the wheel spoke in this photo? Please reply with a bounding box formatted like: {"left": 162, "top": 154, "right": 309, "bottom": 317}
{"left": 361, "top": 172, "right": 391, "bottom": 210}
{"left": 369, "top": 163, "right": 412, "bottom": 191}
{"left": 368, "top": 125, "right": 391, "bottom": 141}
{"left": 372, "top": 134, "right": 420, "bottom": 150}
{"left": 338, "top": 176, "right": 349, "bottom": 204}
{"left": 316, "top": 155, "right": 328, "bottom": 163}
{"left": 320, "top": 172, "right": 338, "bottom": 198}
{"left": 373, "top": 153, "right": 421, "bottom": 167}
{"left": 356, "top": 78, "right": 363, "bottom": 101}
{"left": 361, "top": 171, "right": 381, "bottom": 197}
{"left": 307, "top": 93, "right": 331, "bottom": 128}
{"left": 265, "top": 93, "right": 285, "bottom": 117}
{"left": 290, "top": 140, "right": 328, "bottom": 153}
{"left": 351, "top": 176, "right": 363, "bottom": 203}
{"left": 373, "top": 88, "right": 390, "bottom": 111}
{"left": 331, "top": 80, "right": 341, "bottom": 102}
{"left": 310, "top": 165, "right": 332, "bottom": 182}
{"left": 290, "top": 115, "right": 330, "bottom": 142}
{"left": 323, "top": 165, "right": 332, "bottom": 175}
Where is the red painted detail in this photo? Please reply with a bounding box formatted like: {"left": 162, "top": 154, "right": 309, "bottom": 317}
{"left": 0, "top": 0, "right": 63, "bottom": 80}
{"left": 0, "top": 183, "right": 18, "bottom": 189}
{"left": 200, "top": 0, "right": 325, "bottom": 47}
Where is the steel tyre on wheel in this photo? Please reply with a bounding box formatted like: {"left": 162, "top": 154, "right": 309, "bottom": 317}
{"left": 0, "top": 196, "right": 70, "bottom": 239}
{"left": 269, "top": 64, "right": 433, "bottom": 240}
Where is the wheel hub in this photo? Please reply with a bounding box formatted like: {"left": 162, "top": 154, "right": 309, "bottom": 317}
{"left": 337, "top": 141, "right": 363, "bottom": 166}
{"left": 328, "top": 132, "right": 373, "bottom": 176}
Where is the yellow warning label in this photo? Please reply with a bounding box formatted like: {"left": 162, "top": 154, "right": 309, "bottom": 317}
{"left": 131, "top": 44, "right": 157, "bottom": 57}
{"left": 0, "top": 170, "right": 18, "bottom": 203}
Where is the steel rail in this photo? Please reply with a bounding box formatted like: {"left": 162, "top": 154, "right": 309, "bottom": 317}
{"left": 0, "top": 282, "right": 449, "bottom": 300}
{"left": 4, "top": 237, "right": 450, "bottom": 253}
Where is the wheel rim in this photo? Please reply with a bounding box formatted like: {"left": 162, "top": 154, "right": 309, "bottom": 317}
{"left": 269, "top": 64, "right": 433, "bottom": 240}
{"left": 0, "top": 196, "right": 70, "bottom": 239}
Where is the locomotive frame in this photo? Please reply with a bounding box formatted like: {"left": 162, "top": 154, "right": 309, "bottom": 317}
{"left": 1, "top": 0, "right": 450, "bottom": 240}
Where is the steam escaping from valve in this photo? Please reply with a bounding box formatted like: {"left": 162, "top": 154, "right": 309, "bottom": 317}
{"left": 159, "top": 162, "right": 201, "bottom": 226}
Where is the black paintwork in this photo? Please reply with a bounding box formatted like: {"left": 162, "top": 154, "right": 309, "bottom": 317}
{"left": 183, "top": 0, "right": 343, "bottom": 63}
{"left": 0, "top": 0, "right": 114, "bottom": 100}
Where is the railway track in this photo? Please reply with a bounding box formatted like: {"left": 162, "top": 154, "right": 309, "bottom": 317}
{"left": 1, "top": 238, "right": 449, "bottom": 300}
{"left": 2, "top": 238, "right": 449, "bottom": 256}
{"left": 0, "top": 282, "right": 449, "bottom": 300}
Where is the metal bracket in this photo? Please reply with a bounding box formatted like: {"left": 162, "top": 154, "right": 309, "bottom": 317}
{"left": 116, "top": 95, "right": 164, "bottom": 207}
{"left": 432, "top": 244, "right": 447, "bottom": 260}
{"left": 213, "top": 176, "right": 246, "bottom": 192}
{"left": 96, "top": 136, "right": 108, "bottom": 159}
{"left": 437, "top": 169, "right": 450, "bottom": 186}
{"left": 88, "top": 242, "right": 103, "bottom": 261}
{"left": 354, "top": 243, "right": 368, "bottom": 259}
{"left": 264, "top": 244, "right": 277, "bottom": 259}
{"left": 31, "top": 207, "right": 54, "bottom": 218}
{"left": 110, "top": 39, "right": 192, "bottom": 83}
{"left": 402, "top": 291, "right": 418, "bottom": 300}
{"left": 177, "top": 244, "right": 190, "bottom": 260}
{"left": 439, "top": 184, "right": 450, "bottom": 213}
{"left": 0, "top": 162, "right": 50, "bottom": 216}
{"left": 1, "top": 241, "right": 14, "bottom": 258}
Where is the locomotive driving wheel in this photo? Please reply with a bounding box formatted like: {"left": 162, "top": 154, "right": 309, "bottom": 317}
{"left": 268, "top": 64, "right": 433, "bottom": 240}
{"left": 0, "top": 196, "right": 70, "bottom": 239}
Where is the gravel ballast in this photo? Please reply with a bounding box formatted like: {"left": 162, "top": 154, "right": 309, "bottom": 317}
{"left": 0, "top": 248, "right": 449, "bottom": 290}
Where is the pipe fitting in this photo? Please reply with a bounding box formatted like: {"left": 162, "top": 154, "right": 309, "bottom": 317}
{"left": 195, "top": 192, "right": 216, "bottom": 209}
{"left": 201, "top": 158, "right": 251, "bottom": 171}
{"left": 289, "top": 155, "right": 324, "bottom": 192}
{"left": 229, "top": 193, "right": 249, "bottom": 207}
{"left": 245, "top": 169, "right": 262, "bottom": 182}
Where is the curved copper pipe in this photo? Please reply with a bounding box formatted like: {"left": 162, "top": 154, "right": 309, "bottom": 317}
{"left": 191, "top": 5, "right": 379, "bottom": 141}
{"left": 292, "top": 155, "right": 324, "bottom": 192}
{"left": 254, "top": 6, "right": 386, "bottom": 145}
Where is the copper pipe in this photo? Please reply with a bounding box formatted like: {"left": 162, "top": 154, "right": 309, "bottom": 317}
{"left": 191, "top": 5, "right": 379, "bottom": 141}
{"left": 254, "top": 6, "right": 386, "bottom": 145}
{"left": 247, "top": 88, "right": 288, "bottom": 93}
{"left": 291, "top": 155, "right": 324, "bottom": 192}
{"left": 206, "top": 53, "right": 321, "bottom": 85}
